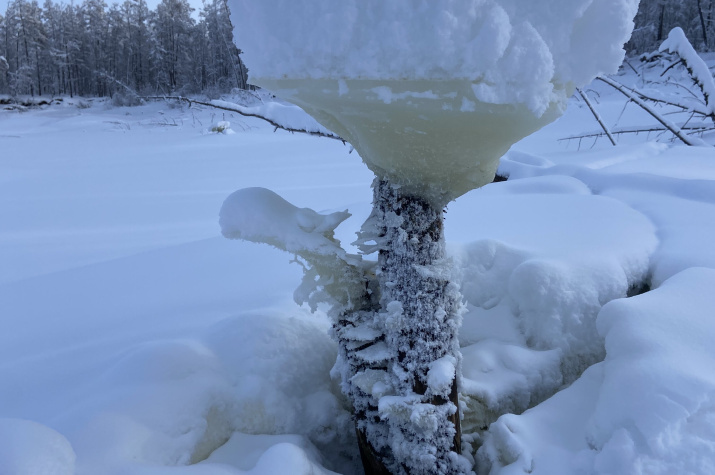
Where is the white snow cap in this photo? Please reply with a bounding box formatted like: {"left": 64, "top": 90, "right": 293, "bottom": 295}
{"left": 230, "top": 0, "right": 639, "bottom": 115}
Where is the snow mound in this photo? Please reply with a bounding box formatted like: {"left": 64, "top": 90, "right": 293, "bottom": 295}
{"left": 448, "top": 186, "right": 658, "bottom": 432}
{"left": 230, "top": 0, "right": 638, "bottom": 115}
{"left": 0, "top": 419, "right": 75, "bottom": 475}
{"left": 478, "top": 267, "right": 715, "bottom": 475}
{"left": 44, "top": 313, "right": 351, "bottom": 474}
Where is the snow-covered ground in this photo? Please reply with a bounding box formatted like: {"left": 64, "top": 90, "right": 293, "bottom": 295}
{"left": 2, "top": 59, "right": 715, "bottom": 474}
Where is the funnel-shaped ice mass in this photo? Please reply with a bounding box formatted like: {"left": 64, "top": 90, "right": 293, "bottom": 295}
{"left": 230, "top": 0, "right": 638, "bottom": 203}
{"left": 255, "top": 78, "right": 563, "bottom": 205}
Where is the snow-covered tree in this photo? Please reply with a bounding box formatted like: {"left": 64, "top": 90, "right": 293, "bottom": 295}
{"left": 152, "top": 0, "right": 194, "bottom": 93}
{"left": 223, "top": 1, "right": 640, "bottom": 473}
{"left": 630, "top": 0, "right": 715, "bottom": 53}
{"left": 0, "top": 14, "right": 7, "bottom": 92}
{"left": 3, "top": 0, "right": 46, "bottom": 96}
{"left": 0, "top": 0, "right": 247, "bottom": 97}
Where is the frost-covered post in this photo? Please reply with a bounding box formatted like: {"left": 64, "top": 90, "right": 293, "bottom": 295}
{"left": 226, "top": 1, "right": 639, "bottom": 473}
{"left": 369, "top": 179, "right": 465, "bottom": 473}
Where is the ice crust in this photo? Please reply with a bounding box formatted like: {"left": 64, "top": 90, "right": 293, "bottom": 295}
{"left": 230, "top": 0, "right": 638, "bottom": 116}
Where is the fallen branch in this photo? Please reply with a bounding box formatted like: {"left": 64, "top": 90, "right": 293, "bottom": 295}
{"left": 559, "top": 124, "right": 715, "bottom": 142}
{"left": 614, "top": 84, "right": 708, "bottom": 115}
{"left": 577, "top": 87, "right": 616, "bottom": 145}
{"left": 144, "top": 95, "right": 345, "bottom": 142}
{"left": 596, "top": 76, "right": 706, "bottom": 146}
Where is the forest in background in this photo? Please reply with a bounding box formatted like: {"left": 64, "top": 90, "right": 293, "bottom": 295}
{"left": 629, "top": 0, "right": 715, "bottom": 53}
{"left": 0, "top": 0, "right": 247, "bottom": 99}
{"left": 2, "top": 0, "right": 715, "bottom": 100}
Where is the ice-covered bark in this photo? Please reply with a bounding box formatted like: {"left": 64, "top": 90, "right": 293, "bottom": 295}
{"left": 352, "top": 180, "right": 469, "bottom": 475}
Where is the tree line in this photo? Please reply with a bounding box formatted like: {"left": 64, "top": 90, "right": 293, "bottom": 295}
{"left": 3, "top": 0, "right": 713, "bottom": 100}
{"left": 0, "top": 0, "right": 248, "bottom": 98}
{"left": 630, "top": 0, "right": 715, "bottom": 53}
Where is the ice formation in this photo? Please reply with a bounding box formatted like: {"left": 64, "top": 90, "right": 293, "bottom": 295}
{"left": 230, "top": 0, "right": 638, "bottom": 116}
{"left": 229, "top": 0, "right": 639, "bottom": 204}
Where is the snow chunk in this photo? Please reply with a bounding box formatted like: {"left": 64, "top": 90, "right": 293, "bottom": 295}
{"left": 354, "top": 341, "right": 390, "bottom": 364}
{"left": 339, "top": 324, "right": 382, "bottom": 343}
{"left": 351, "top": 369, "right": 391, "bottom": 399}
{"left": 230, "top": 0, "right": 638, "bottom": 115}
{"left": 427, "top": 355, "right": 457, "bottom": 396}
{"left": 0, "top": 419, "right": 75, "bottom": 475}
{"left": 219, "top": 187, "right": 350, "bottom": 256}
{"left": 210, "top": 120, "right": 234, "bottom": 134}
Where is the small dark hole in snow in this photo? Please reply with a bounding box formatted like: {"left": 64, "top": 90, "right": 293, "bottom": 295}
{"left": 627, "top": 280, "right": 651, "bottom": 298}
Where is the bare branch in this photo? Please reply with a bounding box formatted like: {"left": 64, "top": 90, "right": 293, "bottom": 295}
{"left": 596, "top": 76, "right": 707, "bottom": 146}
{"left": 616, "top": 85, "right": 708, "bottom": 115}
{"left": 577, "top": 87, "right": 616, "bottom": 145}
{"left": 559, "top": 124, "right": 715, "bottom": 142}
{"left": 661, "top": 58, "right": 686, "bottom": 76}
{"left": 623, "top": 59, "right": 640, "bottom": 76}
{"left": 144, "top": 95, "right": 346, "bottom": 143}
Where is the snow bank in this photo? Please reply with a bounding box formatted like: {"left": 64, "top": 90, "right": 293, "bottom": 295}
{"left": 479, "top": 267, "right": 715, "bottom": 474}
{"left": 230, "top": 0, "right": 638, "bottom": 115}
{"left": 46, "top": 313, "right": 352, "bottom": 474}
{"left": 498, "top": 144, "right": 715, "bottom": 288}
{"left": 448, "top": 186, "right": 658, "bottom": 432}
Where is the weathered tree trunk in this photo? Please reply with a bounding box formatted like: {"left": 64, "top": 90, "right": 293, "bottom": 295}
{"left": 698, "top": 0, "right": 709, "bottom": 49}
{"left": 352, "top": 179, "right": 466, "bottom": 475}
